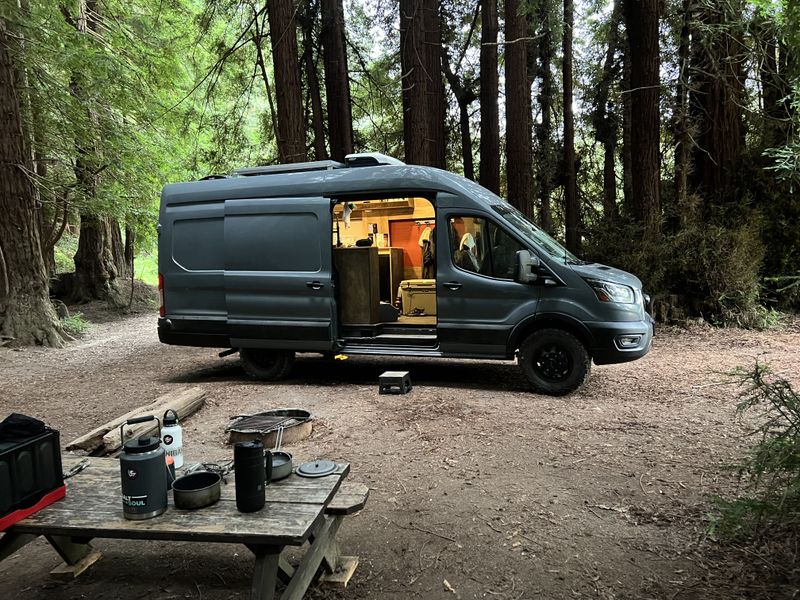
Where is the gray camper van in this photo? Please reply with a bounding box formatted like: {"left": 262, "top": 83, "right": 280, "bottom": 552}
{"left": 158, "top": 153, "right": 653, "bottom": 395}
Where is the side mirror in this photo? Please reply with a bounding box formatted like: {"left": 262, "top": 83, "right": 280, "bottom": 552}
{"left": 515, "top": 250, "right": 540, "bottom": 283}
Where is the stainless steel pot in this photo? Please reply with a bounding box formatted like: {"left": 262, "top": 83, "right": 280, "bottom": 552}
{"left": 172, "top": 471, "right": 221, "bottom": 510}
{"left": 271, "top": 451, "right": 293, "bottom": 480}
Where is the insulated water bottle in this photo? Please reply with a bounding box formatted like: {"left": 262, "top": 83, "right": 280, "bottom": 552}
{"left": 161, "top": 409, "right": 183, "bottom": 468}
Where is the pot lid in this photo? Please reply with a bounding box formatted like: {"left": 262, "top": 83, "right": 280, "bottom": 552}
{"left": 123, "top": 436, "right": 161, "bottom": 454}
{"left": 296, "top": 459, "right": 337, "bottom": 478}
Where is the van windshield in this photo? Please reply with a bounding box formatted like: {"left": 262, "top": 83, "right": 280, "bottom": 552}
{"left": 492, "top": 204, "right": 578, "bottom": 262}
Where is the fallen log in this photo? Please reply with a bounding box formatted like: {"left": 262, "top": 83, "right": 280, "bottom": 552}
{"left": 65, "top": 387, "right": 206, "bottom": 455}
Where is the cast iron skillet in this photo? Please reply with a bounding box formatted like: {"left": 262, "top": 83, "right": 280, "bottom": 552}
{"left": 172, "top": 471, "right": 222, "bottom": 509}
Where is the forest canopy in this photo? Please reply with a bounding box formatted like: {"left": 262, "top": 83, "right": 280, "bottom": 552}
{"left": 0, "top": 0, "right": 797, "bottom": 346}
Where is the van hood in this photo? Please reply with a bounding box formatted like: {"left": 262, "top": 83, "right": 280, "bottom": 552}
{"left": 568, "top": 262, "right": 643, "bottom": 290}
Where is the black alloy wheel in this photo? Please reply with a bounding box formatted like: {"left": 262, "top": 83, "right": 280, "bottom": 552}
{"left": 518, "top": 328, "right": 591, "bottom": 396}
{"left": 240, "top": 349, "right": 295, "bottom": 381}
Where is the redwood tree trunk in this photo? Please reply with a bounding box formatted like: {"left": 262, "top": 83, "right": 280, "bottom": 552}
{"left": 504, "top": 0, "right": 533, "bottom": 215}
{"left": 268, "top": 0, "right": 306, "bottom": 163}
{"left": 673, "top": 0, "right": 691, "bottom": 217}
{"left": 689, "top": 0, "right": 744, "bottom": 207}
{"left": 321, "top": 0, "right": 354, "bottom": 162}
{"left": 592, "top": 2, "right": 621, "bottom": 223}
{"left": 0, "top": 22, "right": 62, "bottom": 346}
{"left": 400, "top": 0, "right": 446, "bottom": 167}
{"left": 478, "top": 0, "right": 500, "bottom": 194}
{"left": 563, "top": 0, "right": 579, "bottom": 253}
{"left": 442, "top": 46, "right": 476, "bottom": 180}
{"left": 623, "top": 0, "right": 661, "bottom": 240}
{"left": 302, "top": 1, "right": 327, "bottom": 160}
{"left": 534, "top": 0, "right": 555, "bottom": 233}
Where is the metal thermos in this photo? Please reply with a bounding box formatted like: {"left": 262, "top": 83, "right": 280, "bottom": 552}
{"left": 119, "top": 416, "right": 168, "bottom": 520}
{"left": 234, "top": 441, "right": 272, "bottom": 513}
{"left": 161, "top": 409, "right": 183, "bottom": 468}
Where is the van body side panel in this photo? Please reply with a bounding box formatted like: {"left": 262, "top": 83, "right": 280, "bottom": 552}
{"left": 163, "top": 201, "right": 227, "bottom": 319}
{"left": 435, "top": 203, "right": 541, "bottom": 356}
{"left": 223, "top": 197, "right": 335, "bottom": 351}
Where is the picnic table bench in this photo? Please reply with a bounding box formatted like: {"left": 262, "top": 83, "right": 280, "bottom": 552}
{"left": 0, "top": 456, "right": 368, "bottom": 599}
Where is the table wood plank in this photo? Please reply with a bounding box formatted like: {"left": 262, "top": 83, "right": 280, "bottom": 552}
{"left": 10, "top": 457, "right": 350, "bottom": 546}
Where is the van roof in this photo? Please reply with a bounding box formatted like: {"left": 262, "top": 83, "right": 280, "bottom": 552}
{"left": 162, "top": 162, "right": 505, "bottom": 210}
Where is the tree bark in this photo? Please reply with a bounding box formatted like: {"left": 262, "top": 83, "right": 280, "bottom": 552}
{"left": 301, "top": 0, "right": 327, "bottom": 160}
{"left": 621, "top": 31, "right": 633, "bottom": 215}
{"left": 478, "top": 0, "right": 500, "bottom": 194}
{"left": 533, "top": 0, "right": 555, "bottom": 232}
{"left": 321, "top": 0, "right": 354, "bottom": 162}
{"left": 0, "top": 21, "right": 63, "bottom": 346}
{"left": 591, "top": 1, "right": 621, "bottom": 223}
{"left": 688, "top": 0, "right": 745, "bottom": 207}
{"left": 504, "top": 0, "right": 533, "bottom": 216}
{"left": 268, "top": 0, "right": 307, "bottom": 163}
{"left": 623, "top": 0, "right": 661, "bottom": 240}
{"left": 673, "top": 0, "right": 691, "bottom": 219}
{"left": 65, "top": 0, "right": 123, "bottom": 302}
{"left": 400, "top": 0, "right": 446, "bottom": 167}
{"left": 563, "top": 0, "right": 579, "bottom": 253}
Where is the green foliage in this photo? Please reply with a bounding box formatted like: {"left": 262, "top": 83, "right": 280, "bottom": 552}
{"left": 54, "top": 232, "right": 79, "bottom": 274}
{"left": 134, "top": 251, "right": 159, "bottom": 287}
{"left": 711, "top": 362, "right": 800, "bottom": 537}
{"left": 61, "top": 312, "right": 89, "bottom": 336}
{"left": 584, "top": 213, "right": 776, "bottom": 328}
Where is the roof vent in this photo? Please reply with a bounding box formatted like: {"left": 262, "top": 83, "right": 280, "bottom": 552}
{"left": 344, "top": 153, "right": 405, "bottom": 168}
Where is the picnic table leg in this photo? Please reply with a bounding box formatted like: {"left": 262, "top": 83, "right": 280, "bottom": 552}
{"left": 0, "top": 532, "right": 39, "bottom": 562}
{"left": 280, "top": 515, "right": 341, "bottom": 600}
{"left": 310, "top": 515, "right": 343, "bottom": 574}
{"left": 44, "top": 534, "right": 102, "bottom": 580}
{"left": 247, "top": 545, "right": 281, "bottom": 600}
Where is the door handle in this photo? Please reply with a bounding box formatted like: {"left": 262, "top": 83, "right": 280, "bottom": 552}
{"left": 306, "top": 281, "right": 324, "bottom": 290}
{"left": 443, "top": 281, "right": 462, "bottom": 291}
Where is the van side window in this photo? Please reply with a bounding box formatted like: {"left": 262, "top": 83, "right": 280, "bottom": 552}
{"left": 449, "top": 216, "right": 525, "bottom": 279}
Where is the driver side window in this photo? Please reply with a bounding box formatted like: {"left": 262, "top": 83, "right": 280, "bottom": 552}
{"left": 448, "top": 216, "right": 525, "bottom": 279}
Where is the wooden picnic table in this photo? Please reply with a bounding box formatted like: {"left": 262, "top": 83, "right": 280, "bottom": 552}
{"left": 0, "top": 456, "right": 368, "bottom": 600}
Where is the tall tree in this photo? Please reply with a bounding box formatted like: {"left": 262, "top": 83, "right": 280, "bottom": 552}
{"left": 441, "top": 2, "right": 479, "bottom": 181}
{"left": 623, "top": 0, "right": 661, "bottom": 239}
{"left": 533, "top": 0, "right": 555, "bottom": 232}
{"left": 65, "top": 0, "right": 128, "bottom": 302}
{"left": 478, "top": 0, "right": 500, "bottom": 194}
{"left": 505, "top": 0, "right": 533, "bottom": 215}
{"left": 591, "top": 2, "right": 622, "bottom": 223}
{"left": 268, "top": 0, "right": 306, "bottom": 163}
{"left": 399, "top": 0, "right": 446, "bottom": 167}
{"left": 673, "top": 0, "right": 691, "bottom": 216}
{"left": 688, "top": 0, "right": 745, "bottom": 207}
{"left": 563, "top": 0, "right": 579, "bottom": 252}
{"left": 301, "top": 0, "right": 327, "bottom": 160}
{"left": 0, "top": 21, "right": 62, "bottom": 346}
{"left": 321, "top": 0, "right": 354, "bottom": 161}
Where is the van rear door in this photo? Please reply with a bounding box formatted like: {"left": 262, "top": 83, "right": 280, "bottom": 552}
{"left": 223, "top": 196, "right": 335, "bottom": 351}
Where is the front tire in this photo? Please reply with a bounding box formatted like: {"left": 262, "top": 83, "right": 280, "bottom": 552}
{"left": 240, "top": 349, "right": 295, "bottom": 381}
{"left": 518, "top": 329, "right": 591, "bottom": 396}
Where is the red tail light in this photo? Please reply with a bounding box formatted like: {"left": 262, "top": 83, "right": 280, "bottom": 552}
{"left": 158, "top": 273, "right": 165, "bottom": 317}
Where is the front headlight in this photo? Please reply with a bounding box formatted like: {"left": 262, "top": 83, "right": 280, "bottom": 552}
{"left": 584, "top": 279, "right": 636, "bottom": 304}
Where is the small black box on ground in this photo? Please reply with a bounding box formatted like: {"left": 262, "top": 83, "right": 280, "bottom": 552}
{"left": 379, "top": 371, "right": 412, "bottom": 394}
{"left": 0, "top": 428, "right": 64, "bottom": 521}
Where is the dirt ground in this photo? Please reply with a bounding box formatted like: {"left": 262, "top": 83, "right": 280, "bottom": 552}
{"left": 1, "top": 306, "right": 799, "bottom": 599}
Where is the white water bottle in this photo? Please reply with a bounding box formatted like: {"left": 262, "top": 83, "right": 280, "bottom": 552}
{"left": 161, "top": 409, "right": 183, "bottom": 468}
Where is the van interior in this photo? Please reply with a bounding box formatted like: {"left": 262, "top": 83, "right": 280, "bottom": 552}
{"left": 331, "top": 197, "right": 438, "bottom": 348}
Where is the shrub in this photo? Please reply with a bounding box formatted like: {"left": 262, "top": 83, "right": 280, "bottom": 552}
{"left": 61, "top": 313, "right": 90, "bottom": 335}
{"left": 711, "top": 362, "right": 800, "bottom": 537}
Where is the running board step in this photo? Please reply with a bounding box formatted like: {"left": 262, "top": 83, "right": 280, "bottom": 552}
{"left": 341, "top": 334, "right": 437, "bottom": 347}
{"left": 337, "top": 344, "right": 442, "bottom": 357}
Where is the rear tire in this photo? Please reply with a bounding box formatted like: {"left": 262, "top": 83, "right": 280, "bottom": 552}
{"left": 240, "top": 349, "right": 295, "bottom": 381}
{"left": 518, "top": 329, "right": 591, "bottom": 396}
